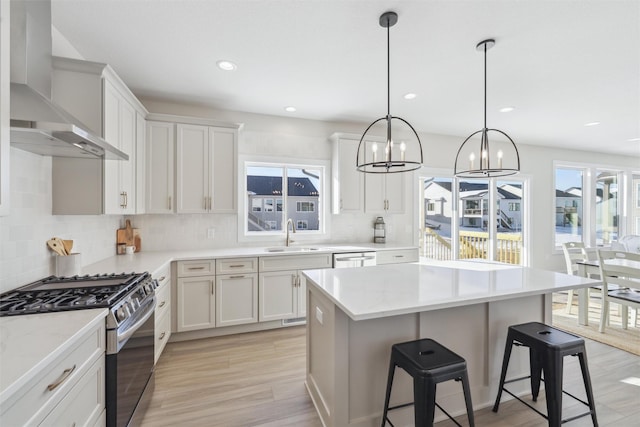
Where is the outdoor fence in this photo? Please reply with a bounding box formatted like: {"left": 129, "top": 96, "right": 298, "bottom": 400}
{"left": 423, "top": 228, "right": 522, "bottom": 264}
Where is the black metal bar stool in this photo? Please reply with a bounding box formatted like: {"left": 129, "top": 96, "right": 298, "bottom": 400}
{"left": 381, "top": 338, "right": 475, "bottom": 427}
{"left": 492, "top": 322, "right": 597, "bottom": 427}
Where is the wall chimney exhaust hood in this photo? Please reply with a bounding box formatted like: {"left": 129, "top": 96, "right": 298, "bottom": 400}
{"left": 9, "top": 0, "right": 128, "bottom": 160}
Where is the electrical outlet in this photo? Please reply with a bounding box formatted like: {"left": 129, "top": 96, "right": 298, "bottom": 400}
{"left": 315, "top": 306, "right": 323, "bottom": 325}
{"left": 207, "top": 228, "right": 215, "bottom": 239}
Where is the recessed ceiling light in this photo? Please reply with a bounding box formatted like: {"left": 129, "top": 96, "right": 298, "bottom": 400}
{"left": 584, "top": 121, "right": 600, "bottom": 127}
{"left": 216, "top": 60, "right": 237, "bottom": 71}
{"left": 499, "top": 106, "right": 515, "bottom": 113}
{"left": 627, "top": 137, "right": 640, "bottom": 142}
{"left": 403, "top": 93, "right": 417, "bottom": 100}
{"left": 284, "top": 106, "right": 296, "bottom": 113}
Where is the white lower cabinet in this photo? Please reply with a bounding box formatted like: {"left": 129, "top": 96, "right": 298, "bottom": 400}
{"left": 40, "top": 356, "right": 105, "bottom": 427}
{"left": 216, "top": 273, "right": 258, "bottom": 327}
{"left": 176, "top": 275, "right": 216, "bottom": 332}
{"left": 258, "top": 254, "right": 331, "bottom": 322}
{"left": 154, "top": 267, "right": 172, "bottom": 363}
{"left": 0, "top": 320, "right": 105, "bottom": 427}
{"left": 259, "top": 270, "right": 299, "bottom": 321}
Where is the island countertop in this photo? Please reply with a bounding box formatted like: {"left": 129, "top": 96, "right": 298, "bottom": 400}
{"left": 302, "top": 260, "right": 601, "bottom": 321}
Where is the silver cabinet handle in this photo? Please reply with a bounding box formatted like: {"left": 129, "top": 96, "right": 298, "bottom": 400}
{"left": 211, "top": 281, "right": 214, "bottom": 295}
{"left": 292, "top": 274, "right": 296, "bottom": 287}
{"left": 158, "top": 276, "right": 166, "bottom": 282}
{"left": 120, "top": 192, "right": 126, "bottom": 208}
{"left": 229, "top": 265, "right": 245, "bottom": 268}
{"left": 124, "top": 191, "right": 128, "bottom": 208}
{"left": 47, "top": 365, "right": 76, "bottom": 391}
{"left": 159, "top": 332, "right": 166, "bottom": 340}
{"left": 204, "top": 196, "right": 208, "bottom": 210}
{"left": 188, "top": 266, "right": 205, "bottom": 270}
{"left": 229, "top": 275, "right": 245, "bottom": 279}
{"left": 158, "top": 301, "right": 166, "bottom": 308}
{"left": 394, "top": 255, "right": 404, "bottom": 258}
{"left": 168, "top": 196, "right": 172, "bottom": 210}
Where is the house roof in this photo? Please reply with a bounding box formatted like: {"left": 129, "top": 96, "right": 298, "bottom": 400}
{"left": 556, "top": 189, "right": 578, "bottom": 197}
{"left": 247, "top": 176, "right": 319, "bottom": 197}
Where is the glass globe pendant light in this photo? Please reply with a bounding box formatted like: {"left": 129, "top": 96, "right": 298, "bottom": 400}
{"left": 356, "top": 11, "right": 424, "bottom": 174}
{"left": 454, "top": 39, "right": 520, "bottom": 177}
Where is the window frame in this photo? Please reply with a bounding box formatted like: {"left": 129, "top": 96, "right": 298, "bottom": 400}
{"left": 418, "top": 167, "right": 531, "bottom": 266}
{"left": 552, "top": 160, "right": 637, "bottom": 253}
{"left": 238, "top": 156, "right": 330, "bottom": 243}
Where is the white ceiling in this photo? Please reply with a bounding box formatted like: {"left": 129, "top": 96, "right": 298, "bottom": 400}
{"left": 51, "top": 0, "right": 640, "bottom": 157}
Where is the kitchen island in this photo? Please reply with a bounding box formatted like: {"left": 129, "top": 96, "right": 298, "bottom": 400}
{"left": 302, "top": 260, "right": 601, "bottom": 427}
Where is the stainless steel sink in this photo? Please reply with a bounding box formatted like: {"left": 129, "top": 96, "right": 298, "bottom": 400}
{"left": 265, "top": 247, "right": 322, "bottom": 252}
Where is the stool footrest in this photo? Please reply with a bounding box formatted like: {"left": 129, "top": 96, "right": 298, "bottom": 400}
{"left": 498, "top": 387, "right": 548, "bottom": 419}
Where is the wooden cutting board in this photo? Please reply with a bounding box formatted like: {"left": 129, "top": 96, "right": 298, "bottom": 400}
{"left": 116, "top": 219, "right": 140, "bottom": 252}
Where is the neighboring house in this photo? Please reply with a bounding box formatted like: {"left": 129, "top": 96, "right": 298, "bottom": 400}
{"left": 247, "top": 176, "right": 319, "bottom": 231}
{"left": 423, "top": 181, "right": 522, "bottom": 230}
{"left": 555, "top": 189, "right": 582, "bottom": 227}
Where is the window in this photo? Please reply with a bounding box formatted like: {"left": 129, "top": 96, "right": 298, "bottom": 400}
{"left": 553, "top": 163, "right": 637, "bottom": 250}
{"left": 554, "top": 167, "right": 584, "bottom": 247}
{"left": 245, "top": 163, "right": 323, "bottom": 234}
{"left": 296, "top": 201, "right": 315, "bottom": 212}
{"left": 420, "top": 174, "right": 527, "bottom": 265}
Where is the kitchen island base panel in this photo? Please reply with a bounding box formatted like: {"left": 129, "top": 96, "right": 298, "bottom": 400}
{"left": 306, "top": 286, "right": 547, "bottom": 427}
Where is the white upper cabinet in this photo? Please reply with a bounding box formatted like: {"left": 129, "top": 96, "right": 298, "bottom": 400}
{"left": 145, "top": 121, "right": 175, "bottom": 214}
{"left": 331, "top": 133, "right": 405, "bottom": 215}
{"left": 50, "top": 57, "right": 147, "bottom": 215}
{"left": 176, "top": 124, "right": 237, "bottom": 213}
{"left": 331, "top": 134, "right": 364, "bottom": 214}
{"left": 103, "top": 79, "right": 137, "bottom": 214}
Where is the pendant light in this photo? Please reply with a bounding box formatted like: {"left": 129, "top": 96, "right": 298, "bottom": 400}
{"left": 454, "top": 39, "right": 520, "bottom": 178}
{"left": 356, "top": 11, "right": 423, "bottom": 174}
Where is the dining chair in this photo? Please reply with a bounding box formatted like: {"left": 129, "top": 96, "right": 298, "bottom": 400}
{"left": 561, "top": 242, "right": 597, "bottom": 314}
{"left": 596, "top": 250, "right": 640, "bottom": 333}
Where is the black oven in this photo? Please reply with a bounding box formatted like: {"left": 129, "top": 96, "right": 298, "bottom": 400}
{"left": 106, "top": 292, "right": 156, "bottom": 427}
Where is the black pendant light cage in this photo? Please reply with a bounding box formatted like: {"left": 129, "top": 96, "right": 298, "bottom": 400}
{"left": 454, "top": 39, "right": 520, "bottom": 178}
{"left": 356, "top": 11, "right": 424, "bottom": 174}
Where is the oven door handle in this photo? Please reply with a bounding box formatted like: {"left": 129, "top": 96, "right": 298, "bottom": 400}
{"left": 118, "top": 296, "right": 156, "bottom": 344}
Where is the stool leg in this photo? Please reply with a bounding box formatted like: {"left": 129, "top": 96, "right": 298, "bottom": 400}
{"left": 578, "top": 352, "right": 598, "bottom": 427}
{"left": 530, "top": 348, "right": 543, "bottom": 402}
{"left": 493, "top": 333, "right": 514, "bottom": 412}
{"left": 413, "top": 376, "right": 436, "bottom": 427}
{"left": 460, "top": 370, "right": 475, "bottom": 427}
{"left": 380, "top": 359, "right": 396, "bottom": 427}
{"left": 543, "top": 351, "right": 564, "bottom": 427}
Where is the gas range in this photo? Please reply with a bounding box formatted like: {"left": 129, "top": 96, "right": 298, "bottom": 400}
{"left": 0, "top": 272, "right": 158, "bottom": 329}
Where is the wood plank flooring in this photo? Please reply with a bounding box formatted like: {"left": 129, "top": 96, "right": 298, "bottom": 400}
{"left": 141, "top": 326, "right": 640, "bottom": 427}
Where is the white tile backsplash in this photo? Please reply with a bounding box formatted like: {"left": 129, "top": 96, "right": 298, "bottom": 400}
{"left": 0, "top": 149, "right": 122, "bottom": 293}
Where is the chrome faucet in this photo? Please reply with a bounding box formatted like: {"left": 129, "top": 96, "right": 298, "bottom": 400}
{"left": 286, "top": 218, "right": 296, "bottom": 246}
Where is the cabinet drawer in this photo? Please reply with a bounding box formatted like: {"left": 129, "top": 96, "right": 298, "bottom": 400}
{"left": 177, "top": 259, "right": 215, "bottom": 277}
{"left": 153, "top": 263, "right": 171, "bottom": 288}
{"left": 40, "top": 356, "right": 105, "bottom": 427}
{"left": 155, "top": 309, "right": 172, "bottom": 364}
{"left": 155, "top": 280, "right": 171, "bottom": 321}
{"left": 376, "top": 248, "right": 419, "bottom": 265}
{"left": 1, "top": 321, "right": 105, "bottom": 426}
{"left": 216, "top": 257, "right": 258, "bottom": 274}
{"left": 259, "top": 254, "right": 332, "bottom": 272}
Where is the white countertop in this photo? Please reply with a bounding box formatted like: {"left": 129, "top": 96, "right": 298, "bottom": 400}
{"left": 81, "top": 243, "right": 416, "bottom": 277}
{"left": 302, "top": 259, "right": 602, "bottom": 321}
{"left": 0, "top": 309, "right": 108, "bottom": 405}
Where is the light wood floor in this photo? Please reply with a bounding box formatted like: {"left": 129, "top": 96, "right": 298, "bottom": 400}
{"left": 141, "top": 326, "right": 640, "bottom": 427}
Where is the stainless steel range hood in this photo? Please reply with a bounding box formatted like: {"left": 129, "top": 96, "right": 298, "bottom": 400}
{"left": 9, "top": 0, "right": 128, "bottom": 160}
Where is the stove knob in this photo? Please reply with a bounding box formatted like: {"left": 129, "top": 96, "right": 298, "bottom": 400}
{"left": 116, "top": 307, "right": 127, "bottom": 322}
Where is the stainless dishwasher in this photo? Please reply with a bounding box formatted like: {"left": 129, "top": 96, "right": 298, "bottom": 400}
{"left": 332, "top": 251, "right": 377, "bottom": 268}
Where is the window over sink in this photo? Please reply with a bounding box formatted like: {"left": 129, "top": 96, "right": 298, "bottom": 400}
{"left": 242, "top": 161, "right": 326, "bottom": 238}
